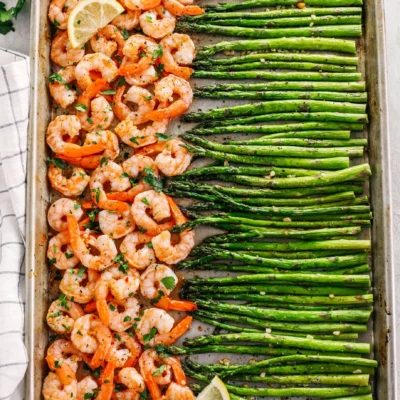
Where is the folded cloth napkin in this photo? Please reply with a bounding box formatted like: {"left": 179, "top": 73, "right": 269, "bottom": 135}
{"left": 0, "top": 47, "right": 30, "bottom": 400}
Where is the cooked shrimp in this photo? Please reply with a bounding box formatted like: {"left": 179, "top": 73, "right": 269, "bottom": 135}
{"left": 77, "top": 376, "right": 98, "bottom": 400}
{"left": 131, "top": 190, "right": 174, "bottom": 235}
{"left": 47, "top": 231, "right": 80, "bottom": 270}
{"left": 144, "top": 75, "right": 193, "bottom": 120}
{"left": 124, "top": 0, "right": 161, "bottom": 11}
{"left": 99, "top": 209, "right": 135, "bottom": 238}
{"left": 48, "top": 163, "right": 90, "bottom": 198}
{"left": 103, "top": 297, "right": 140, "bottom": 332}
{"left": 48, "top": 0, "right": 79, "bottom": 30}
{"left": 112, "top": 85, "right": 155, "bottom": 124}
{"left": 152, "top": 196, "right": 194, "bottom": 264}
{"left": 162, "top": 0, "right": 204, "bottom": 16}
{"left": 46, "top": 115, "right": 105, "bottom": 158}
{"left": 58, "top": 129, "right": 119, "bottom": 170}
{"left": 48, "top": 198, "right": 83, "bottom": 232}
{"left": 139, "top": 7, "right": 176, "bottom": 39}
{"left": 119, "top": 35, "right": 159, "bottom": 76}
{"left": 139, "top": 349, "right": 171, "bottom": 386}
{"left": 67, "top": 215, "right": 118, "bottom": 271}
{"left": 139, "top": 349, "right": 187, "bottom": 400}
{"left": 120, "top": 232, "right": 156, "bottom": 270}
{"left": 90, "top": 25, "right": 126, "bottom": 58}
{"left": 97, "top": 361, "right": 115, "bottom": 400}
{"left": 160, "top": 34, "right": 195, "bottom": 80}
{"left": 114, "top": 117, "right": 168, "bottom": 149}
{"left": 117, "top": 367, "right": 146, "bottom": 398}
{"left": 75, "top": 53, "right": 119, "bottom": 90}
{"left": 47, "top": 299, "right": 84, "bottom": 334}
{"left": 49, "top": 66, "right": 77, "bottom": 109}
{"left": 71, "top": 314, "right": 113, "bottom": 368}
{"left": 164, "top": 382, "right": 196, "bottom": 400}
{"left": 123, "top": 154, "right": 158, "bottom": 179}
{"left": 85, "top": 129, "right": 120, "bottom": 161}
{"left": 51, "top": 31, "right": 85, "bottom": 67}
{"left": 42, "top": 372, "right": 77, "bottom": 400}
{"left": 152, "top": 229, "right": 194, "bottom": 265}
{"left": 59, "top": 267, "right": 97, "bottom": 304}
{"left": 140, "top": 264, "right": 196, "bottom": 311}
{"left": 140, "top": 263, "right": 177, "bottom": 299}
{"left": 90, "top": 161, "right": 131, "bottom": 212}
{"left": 112, "top": 9, "right": 140, "bottom": 31}
{"left": 106, "top": 332, "right": 142, "bottom": 368}
{"left": 136, "top": 139, "right": 192, "bottom": 177}
{"left": 76, "top": 79, "right": 114, "bottom": 131}
{"left": 95, "top": 265, "right": 140, "bottom": 304}
{"left": 122, "top": 63, "right": 159, "bottom": 87}
{"left": 46, "top": 339, "right": 85, "bottom": 375}
{"left": 135, "top": 308, "right": 174, "bottom": 346}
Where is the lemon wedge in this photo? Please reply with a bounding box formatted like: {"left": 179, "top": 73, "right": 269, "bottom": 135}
{"left": 197, "top": 376, "right": 230, "bottom": 400}
{"left": 67, "top": 0, "right": 124, "bottom": 49}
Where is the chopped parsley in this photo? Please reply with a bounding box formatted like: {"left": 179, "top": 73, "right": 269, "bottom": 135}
{"left": 152, "top": 45, "right": 163, "bottom": 60}
{"left": 160, "top": 276, "right": 176, "bottom": 290}
{"left": 101, "top": 89, "right": 116, "bottom": 95}
{"left": 121, "top": 28, "right": 129, "bottom": 40}
{"left": 75, "top": 103, "right": 87, "bottom": 112}
{"left": 47, "top": 157, "right": 68, "bottom": 169}
{"left": 152, "top": 364, "right": 166, "bottom": 376}
{"left": 155, "top": 132, "right": 172, "bottom": 142}
{"left": 142, "top": 166, "right": 163, "bottom": 192}
{"left": 143, "top": 327, "right": 158, "bottom": 342}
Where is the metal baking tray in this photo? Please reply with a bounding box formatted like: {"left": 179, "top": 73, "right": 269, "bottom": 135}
{"left": 24, "top": 0, "right": 396, "bottom": 398}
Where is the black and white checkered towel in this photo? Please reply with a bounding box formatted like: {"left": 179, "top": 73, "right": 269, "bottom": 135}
{"left": 0, "top": 47, "right": 30, "bottom": 400}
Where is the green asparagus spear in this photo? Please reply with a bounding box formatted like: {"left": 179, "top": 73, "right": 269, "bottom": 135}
{"left": 192, "top": 310, "right": 368, "bottom": 333}
{"left": 204, "top": 239, "right": 371, "bottom": 252}
{"left": 206, "top": 0, "right": 363, "bottom": 12}
{"left": 185, "top": 359, "right": 373, "bottom": 376}
{"left": 184, "top": 282, "right": 369, "bottom": 296}
{"left": 174, "top": 165, "right": 349, "bottom": 179}
{"left": 195, "top": 82, "right": 365, "bottom": 93}
{"left": 197, "top": 112, "right": 367, "bottom": 126}
{"left": 169, "top": 344, "right": 362, "bottom": 358}
{"left": 181, "top": 263, "right": 371, "bottom": 275}
{"left": 178, "top": 22, "right": 362, "bottom": 39}
{"left": 188, "top": 273, "right": 371, "bottom": 287}
{"left": 229, "top": 137, "right": 367, "bottom": 146}
{"left": 192, "top": 164, "right": 370, "bottom": 188}
{"left": 195, "top": 299, "right": 372, "bottom": 322}
{"left": 195, "top": 90, "right": 367, "bottom": 103}
{"left": 184, "top": 144, "right": 350, "bottom": 169}
{"left": 184, "top": 332, "right": 370, "bottom": 354}
{"left": 216, "top": 354, "right": 377, "bottom": 377}
{"left": 184, "top": 136, "right": 364, "bottom": 158}
{"left": 190, "top": 293, "right": 373, "bottom": 307}
{"left": 179, "top": 248, "right": 367, "bottom": 270}
{"left": 196, "top": 38, "right": 357, "bottom": 59}
{"left": 198, "top": 15, "right": 361, "bottom": 29}
{"left": 186, "top": 7, "right": 362, "bottom": 22}
{"left": 182, "top": 100, "right": 366, "bottom": 123}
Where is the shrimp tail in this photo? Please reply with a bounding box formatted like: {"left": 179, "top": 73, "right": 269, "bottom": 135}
{"left": 154, "top": 296, "right": 197, "bottom": 312}
{"left": 156, "top": 315, "right": 193, "bottom": 346}
{"left": 97, "top": 299, "right": 110, "bottom": 327}
{"left": 45, "top": 355, "right": 76, "bottom": 386}
{"left": 97, "top": 361, "right": 115, "bottom": 400}
{"left": 57, "top": 144, "right": 106, "bottom": 158}
{"left": 144, "top": 372, "right": 162, "bottom": 400}
{"left": 57, "top": 154, "right": 102, "bottom": 169}
{"left": 166, "top": 195, "right": 188, "bottom": 225}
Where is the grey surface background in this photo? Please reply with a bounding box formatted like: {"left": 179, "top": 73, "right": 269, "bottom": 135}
{"left": 0, "top": 0, "right": 399, "bottom": 395}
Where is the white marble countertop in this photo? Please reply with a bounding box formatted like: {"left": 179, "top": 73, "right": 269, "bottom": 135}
{"left": 0, "top": 0, "right": 399, "bottom": 395}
